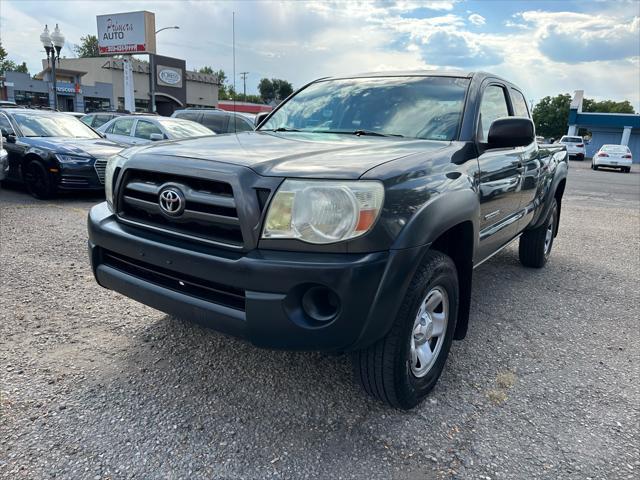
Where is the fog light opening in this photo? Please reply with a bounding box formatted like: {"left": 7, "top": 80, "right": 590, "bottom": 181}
{"left": 301, "top": 286, "right": 340, "bottom": 323}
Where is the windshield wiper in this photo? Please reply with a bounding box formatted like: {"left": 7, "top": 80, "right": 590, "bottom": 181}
{"left": 354, "top": 129, "right": 405, "bottom": 138}
{"left": 312, "top": 129, "right": 404, "bottom": 138}
{"left": 263, "top": 127, "right": 301, "bottom": 132}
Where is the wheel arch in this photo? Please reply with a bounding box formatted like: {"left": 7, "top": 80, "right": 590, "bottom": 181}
{"left": 429, "top": 220, "right": 475, "bottom": 340}
{"left": 389, "top": 188, "right": 479, "bottom": 342}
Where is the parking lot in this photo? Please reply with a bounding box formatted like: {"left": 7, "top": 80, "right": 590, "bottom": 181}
{"left": 1, "top": 160, "right": 638, "bottom": 479}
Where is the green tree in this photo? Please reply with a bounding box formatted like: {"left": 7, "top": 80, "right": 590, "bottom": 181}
{"left": 198, "top": 66, "right": 213, "bottom": 75}
{"left": 532, "top": 94, "right": 572, "bottom": 140}
{"left": 258, "top": 78, "right": 275, "bottom": 103}
{"left": 74, "top": 34, "right": 99, "bottom": 57}
{"left": 0, "top": 42, "right": 29, "bottom": 75}
{"left": 273, "top": 79, "right": 293, "bottom": 100}
{"left": 582, "top": 98, "right": 635, "bottom": 114}
{"left": 258, "top": 78, "right": 292, "bottom": 103}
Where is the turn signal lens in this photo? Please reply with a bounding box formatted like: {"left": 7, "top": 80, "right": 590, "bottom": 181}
{"left": 262, "top": 179, "right": 384, "bottom": 244}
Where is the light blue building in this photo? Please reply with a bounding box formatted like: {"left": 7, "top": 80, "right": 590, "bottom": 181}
{"left": 567, "top": 90, "right": 640, "bottom": 163}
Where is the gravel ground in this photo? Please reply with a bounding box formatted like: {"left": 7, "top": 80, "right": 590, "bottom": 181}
{"left": 1, "top": 161, "right": 639, "bottom": 480}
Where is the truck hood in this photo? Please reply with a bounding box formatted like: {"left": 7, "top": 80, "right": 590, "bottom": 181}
{"left": 22, "top": 137, "right": 124, "bottom": 158}
{"left": 132, "top": 131, "right": 450, "bottom": 179}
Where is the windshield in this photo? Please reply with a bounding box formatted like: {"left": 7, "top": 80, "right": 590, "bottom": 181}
{"left": 12, "top": 112, "right": 100, "bottom": 138}
{"left": 259, "top": 76, "right": 469, "bottom": 140}
{"left": 157, "top": 118, "right": 214, "bottom": 139}
{"left": 561, "top": 136, "right": 582, "bottom": 143}
{"left": 602, "top": 145, "right": 629, "bottom": 153}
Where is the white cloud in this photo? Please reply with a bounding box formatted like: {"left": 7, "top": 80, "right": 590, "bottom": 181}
{"left": 0, "top": 0, "right": 637, "bottom": 110}
{"left": 468, "top": 13, "right": 486, "bottom": 26}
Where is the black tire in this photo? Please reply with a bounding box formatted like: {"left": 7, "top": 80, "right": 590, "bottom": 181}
{"left": 591, "top": 162, "right": 597, "bottom": 170}
{"left": 519, "top": 198, "right": 558, "bottom": 268}
{"left": 624, "top": 167, "right": 630, "bottom": 173}
{"left": 352, "top": 250, "right": 458, "bottom": 409}
{"left": 23, "top": 159, "right": 55, "bottom": 199}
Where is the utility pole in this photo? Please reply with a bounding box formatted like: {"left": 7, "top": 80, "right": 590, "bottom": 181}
{"left": 239, "top": 72, "right": 249, "bottom": 101}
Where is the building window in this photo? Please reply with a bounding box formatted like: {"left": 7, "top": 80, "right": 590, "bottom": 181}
{"left": 14, "top": 90, "right": 49, "bottom": 107}
{"left": 84, "top": 97, "right": 111, "bottom": 112}
{"left": 117, "top": 97, "right": 149, "bottom": 113}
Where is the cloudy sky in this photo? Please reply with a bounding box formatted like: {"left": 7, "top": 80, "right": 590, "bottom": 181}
{"left": 1, "top": 0, "right": 639, "bottom": 108}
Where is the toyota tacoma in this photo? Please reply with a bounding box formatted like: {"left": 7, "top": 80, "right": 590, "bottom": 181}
{"left": 88, "top": 71, "right": 568, "bottom": 409}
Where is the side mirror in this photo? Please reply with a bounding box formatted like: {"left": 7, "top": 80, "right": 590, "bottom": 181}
{"left": 487, "top": 117, "right": 535, "bottom": 149}
{"left": 1, "top": 128, "right": 16, "bottom": 143}
{"left": 149, "top": 133, "right": 165, "bottom": 141}
{"left": 255, "top": 112, "right": 270, "bottom": 127}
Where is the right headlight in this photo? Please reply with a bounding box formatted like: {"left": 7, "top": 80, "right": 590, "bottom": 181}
{"left": 105, "top": 147, "right": 141, "bottom": 210}
{"left": 262, "top": 179, "right": 384, "bottom": 244}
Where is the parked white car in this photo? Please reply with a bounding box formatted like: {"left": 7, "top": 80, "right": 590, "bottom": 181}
{"left": 592, "top": 144, "right": 633, "bottom": 173}
{"left": 0, "top": 136, "right": 8, "bottom": 181}
{"left": 97, "top": 115, "right": 214, "bottom": 146}
{"left": 558, "top": 135, "right": 586, "bottom": 160}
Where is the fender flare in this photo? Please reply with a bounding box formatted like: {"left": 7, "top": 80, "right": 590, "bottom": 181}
{"left": 530, "top": 160, "right": 568, "bottom": 230}
{"left": 391, "top": 188, "right": 480, "bottom": 251}
{"left": 353, "top": 188, "right": 480, "bottom": 349}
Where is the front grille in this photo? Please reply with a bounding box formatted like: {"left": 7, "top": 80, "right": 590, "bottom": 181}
{"left": 102, "top": 249, "right": 246, "bottom": 311}
{"left": 117, "top": 169, "right": 244, "bottom": 248}
{"left": 94, "top": 158, "right": 107, "bottom": 184}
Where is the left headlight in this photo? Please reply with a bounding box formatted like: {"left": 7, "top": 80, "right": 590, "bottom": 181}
{"left": 262, "top": 179, "right": 384, "bottom": 244}
{"left": 104, "top": 155, "right": 125, "bottom": 209}
{"left": 55, "top": 153, "right": 92, "bottom": 164}
{"left": 105, "top": 146, "right": 142, "bottom": 210}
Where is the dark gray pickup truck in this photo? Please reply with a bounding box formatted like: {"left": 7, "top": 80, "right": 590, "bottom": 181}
{"left": 88, "top": 71, "right": 568, "bottom": 409}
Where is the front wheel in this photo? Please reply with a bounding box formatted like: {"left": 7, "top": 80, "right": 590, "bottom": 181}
{"left": 519, "top": 198, "right": 558, "bottom": 268}
{"left": 23, "top": 159, "right": 55, "bottom": 199}
{"left": 352, "top": 250, "right": 458, "bottom": 409}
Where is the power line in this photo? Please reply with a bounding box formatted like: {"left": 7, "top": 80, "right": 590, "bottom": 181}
{"left": 239, "top": 72, "right": 248, "bottom": 101}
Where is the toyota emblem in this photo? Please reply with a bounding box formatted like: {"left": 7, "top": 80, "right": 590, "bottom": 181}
{"left": 158, "top": 187, "right": 185, "bottom": 216}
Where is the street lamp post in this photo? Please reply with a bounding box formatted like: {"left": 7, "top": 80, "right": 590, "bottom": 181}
{"left": 149, "top": 26, "right": 179, "bottom": 113}
{"left": 40, "top": 24, "right": 65, "bottom": 111}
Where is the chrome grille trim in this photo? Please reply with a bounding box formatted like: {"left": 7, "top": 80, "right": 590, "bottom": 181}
{"left": 94, "top": 158, "right": 107, "bottom": 184}
{"left": 116, "top": 169, "right": 244, "bottom": 248}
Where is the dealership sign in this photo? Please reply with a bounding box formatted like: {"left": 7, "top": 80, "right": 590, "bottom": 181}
{"left": 96, "top": 11, "right": 156, "bottom": 55}
{"left": 157, "top": 67, "right": 182, "bottom": 87}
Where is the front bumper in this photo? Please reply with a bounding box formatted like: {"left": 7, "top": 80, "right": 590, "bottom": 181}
{"left": 594, "top": 158, "right": 632, "bottom": 168}
{"left": 88, "top": 202, "right": 423, "bottom": 351}
{"left": 57, "top": 160, "right": 104, "bottom": 190}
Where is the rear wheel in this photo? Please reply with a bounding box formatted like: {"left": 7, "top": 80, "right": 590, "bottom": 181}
{"left": 519, "top": 198, "right": 558, "bottom": 268}
{"left": 352, "top": 250, "right": 458, "bottom": 409}
{"left": 591, "top": 162, "right": 597, "bottom": 170}
{"left": 23, "top": 159, "right": 55, "bottom": 199}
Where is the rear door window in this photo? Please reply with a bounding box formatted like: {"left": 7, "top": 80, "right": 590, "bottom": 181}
{"left": 134, "top": 120, "right": 163, "bottom": 139}
{"left": 510, "top": 89, "right": 530, "bottom": 118}
{"left": 201, "top": 113, "right": 228, "bottom": 133}
{"left": 112, "top": 117, "right": 135, "bottom": 136}
{"left": 478, "top": 85, "right": 510, "bottom": 143}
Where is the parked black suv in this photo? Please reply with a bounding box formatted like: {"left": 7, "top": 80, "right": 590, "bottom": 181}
{"left": 0, "top": 108, "right": 123, "bottom": 198}
{"left": 171, "top": 108, "right": 254, "bottom": 134}
{"left": 88, "top": 72, "right": 568, "bottom": 408}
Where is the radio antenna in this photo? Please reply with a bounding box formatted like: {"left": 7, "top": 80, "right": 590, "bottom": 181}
{"left": 232, "top": 11, "right": 236, "bottom": 133}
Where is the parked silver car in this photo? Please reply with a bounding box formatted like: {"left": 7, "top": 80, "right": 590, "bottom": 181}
{"left": 97, "top": 115, "right": 214, "bottom": 146}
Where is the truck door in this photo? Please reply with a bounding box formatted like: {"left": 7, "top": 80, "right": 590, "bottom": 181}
{"left": 509, "top": 88, "right": 540, "bottom": 227}
{"left": 475, "top": 83, "right": 524, "bottom": 262}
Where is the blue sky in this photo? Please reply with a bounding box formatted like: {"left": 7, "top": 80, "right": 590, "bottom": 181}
{"left": 1, "top": 0, "right": 639, "bottom": 108}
